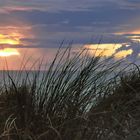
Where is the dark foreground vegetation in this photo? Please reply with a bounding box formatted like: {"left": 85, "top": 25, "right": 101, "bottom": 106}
{"left": 0, "top": 48, "right": 140, "bottom": 140}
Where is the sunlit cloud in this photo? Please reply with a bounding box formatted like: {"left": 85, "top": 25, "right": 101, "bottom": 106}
{"left": 114, "top": 49, "right": 133, "bottom": 59}
{"left": 84, "top": 44, "right": 134, "bottom": 59}
{"left": 0, "top": 28, "right": 32, "bottom": 59}
{"left": 127, "top": 35, "right": 140, "bottom": 42}
{"left": 115, "top": 29, "right": 140, "bottom": 43}
{"left": 115, "top": 29, "right": 140, "bottom": 35}
{"left": 0, "top": 5, "right": 48, "bottom": 13}
{"left": 2, "top": 6, "right": 35, "bottom": 12}
{"left": 0, "top": 34, "right": 20, "bottom": 45}
{"left": 84, "top": 44, "right": 123, "bottom": 57}
{"left": 130, "top": 30, "right": 140, "bottom": 34}
{"left": 0, "top": 25, "right": 34, "bottom": 47}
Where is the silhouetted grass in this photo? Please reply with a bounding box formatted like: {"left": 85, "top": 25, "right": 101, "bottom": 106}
{"left": 0, "top": 47, "right": 140, "bottom": 140}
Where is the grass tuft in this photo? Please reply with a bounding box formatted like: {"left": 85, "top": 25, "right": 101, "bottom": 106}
{"left": 0, "top": 47, "right": 140, "bottom": 140}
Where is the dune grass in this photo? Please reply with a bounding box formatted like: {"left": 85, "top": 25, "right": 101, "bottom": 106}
{"left": 0, "top": 47, "right": 140, "bottom": 140}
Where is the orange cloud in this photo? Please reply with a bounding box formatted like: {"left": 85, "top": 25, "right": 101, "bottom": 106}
{"left": 130, "top": 30, "right": 140, "bottom": 34}
{"left": 127, "top": 35, "right": 140, "bottom": 42}
{"left": 114, "top": 49, "right": 133, "bottom": 59}
{"left": 115, "top": 29, "right": 140, "bottom": 43}
{"left": 0, "top": 34, "right": 20, "bottom": 45}
{"left": 115, "top": 28, "right": 140, "bottom": 35}
{"left": 84, "top": 43, "right": 133, "bottom": 59}
{"left": 0, "top": 5, "right": 49, "bottom": 13}
{"left": 0, "top": 6, "right": 36, "bottom": 13}
{"left": 0, "top": 25, "right": 34, "bottom": 46}
{"left": 84, "top": 44, "right": 123, "bottom": 57}
{"left": 0, "top": 33, "right": 21, "bottom": 58}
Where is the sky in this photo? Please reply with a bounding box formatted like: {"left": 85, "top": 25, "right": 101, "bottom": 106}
{"left": 0, "top": 0, "right": 140, "bottom": 70}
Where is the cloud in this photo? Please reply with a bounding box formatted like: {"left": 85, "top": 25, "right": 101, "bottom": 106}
{"left": 114, "top": 49, "right": 133, "bottom": 59}
{"left": 0, "top": 0, "right": 140, "bottom": 64}
{"left": 125, "top": 0, "right": 140, "bottom": 4}
{"left": 0, "top": 0, "right": 139, "bottom": 13}
{"left": 0, "top": 0, "right": 100, "bottom": 13}
{"left": 84, "top": 43, "right": 123, "bottom": 57}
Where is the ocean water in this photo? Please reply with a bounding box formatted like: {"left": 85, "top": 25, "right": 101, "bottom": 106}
{"left": 0, "top": 70, "right": 79, "bottom": 86}
{"left": 0, "top": 71, "right": 46, "bottom": 86}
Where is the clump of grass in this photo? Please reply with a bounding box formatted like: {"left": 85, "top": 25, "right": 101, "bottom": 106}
{"left": 0, "top": 46, "right": 119, "bottom": 140}
{"left": 88, "top": 64, "right": 140, "bottom": 140}
{"left": 1, "top": 46, "right": 140, "bottom": 140}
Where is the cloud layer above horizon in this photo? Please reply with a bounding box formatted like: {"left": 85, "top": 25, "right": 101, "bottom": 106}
{"left": 0, "top": 0, "right": 140, "bottom": 69}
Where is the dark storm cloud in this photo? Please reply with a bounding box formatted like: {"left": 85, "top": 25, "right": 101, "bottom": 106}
{"left": 8, "top": 4, "right": 138, "bottom": 27}
{"left": 7, "top": 6, "right": 139, "bottom": 48}
{"left": 0, "top": 0, "right": 140, "bottom": 31}
{"left": 125, "top": 0, "right": 140, "bottom": 4}
{"left": 2, "top": 0, "right": 138, "bottom": 35}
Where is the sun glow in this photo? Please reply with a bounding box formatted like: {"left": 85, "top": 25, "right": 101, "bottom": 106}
{"left": 0, "top": 48, "right": 20, "bottom": 57}
{"left": 127, "top": 36, "right": 140, "bottom": 42}
{"left": 0, "top": 34, "right": 20, "bottom": 45}
{"left": 115, "top": 29, "right": 140, "bottom": 35}
{"left": 0, "top": 33, "right": 21, "bottom": 57}
{"left": 115, "top": 30, "right": 140, "bottom": 42}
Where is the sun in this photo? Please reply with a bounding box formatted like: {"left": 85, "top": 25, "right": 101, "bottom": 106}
{"left": 0, "top": 48, "right": 20, "bottom": 57}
